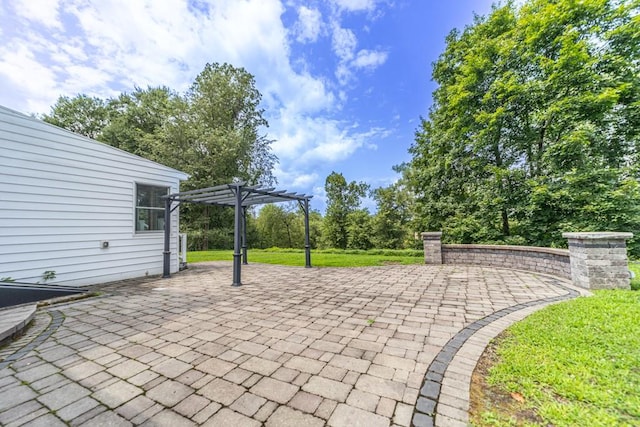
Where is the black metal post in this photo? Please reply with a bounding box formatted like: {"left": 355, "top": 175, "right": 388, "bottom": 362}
{"left": 162, "top": 197, "right": 171, "bottom": 278}
{"left": 232, "top": 184, "right": 242, "bottom": 286}
{"left": 303, "top": 198, "right": 311, "bottom": 268}
{"left": 242, "top": 206, "right": 248, "bottom": 264}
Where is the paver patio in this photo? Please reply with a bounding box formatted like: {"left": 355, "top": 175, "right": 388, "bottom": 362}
{"left": 0, "top": 262, "right": 581, "bottom": 426}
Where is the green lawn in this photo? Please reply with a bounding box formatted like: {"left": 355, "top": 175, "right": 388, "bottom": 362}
{"left": 474, "top": 290, "right": 640, "bottom": 426}
{"left": 187, "top": 248, "right": 424, "bottom": 267}
{"left": 630, "top": 261, "right": 640, "bottom": 290}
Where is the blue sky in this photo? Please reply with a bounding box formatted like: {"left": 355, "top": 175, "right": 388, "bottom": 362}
{"left": 0, "top": 0, "right": 495, "bottom": 212}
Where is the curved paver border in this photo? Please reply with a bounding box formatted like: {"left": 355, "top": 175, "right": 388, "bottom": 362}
{"left": 0, "top": 310, "right": 64, "bottom": 370}
{"left": 412, "top": 276, "right": 583, "bottom": 427}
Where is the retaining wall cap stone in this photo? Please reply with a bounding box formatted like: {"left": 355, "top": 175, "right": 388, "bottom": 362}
{"left": 562, "top": 232, "right": 634, "bottom": 240}
{"left": 421, "top": 232, "right": 443, "bottom": 239}
{"left": 442, "top": 244, "right": 569, "bottom": 257}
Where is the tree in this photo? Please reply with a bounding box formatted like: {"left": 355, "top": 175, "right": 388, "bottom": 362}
{"left": 372, "top": 177, "right": 413, "bottom": 249}
{"left": 408, "top": 0, "right": 640, "bottom": 254}
{"left": 253, "top": 203, "right": 323, "bottom": 249}
{"left": 256, "top": 203, "right": 302, "bottom": 248}
{"left": 43, "top": 95, "right": 108, "bottom": 139}
{"left": 323, "top": 172, "right": 370, "bottom": 249}
{"left": 307, "top": 210, "right": 324, "bottom": 249}
{"left": 347, "top": 209, "right": 373, "bottom": 250}
{"left": 184, "top": 63, "right": 277, "bottom": 188}
{"left": 100, "top": 86, "right": 183, "bottom": 160}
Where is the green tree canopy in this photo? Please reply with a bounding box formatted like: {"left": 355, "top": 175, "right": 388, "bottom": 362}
{"left": 322, "top": 172, "right": 370, "bottom": 249}
{"left": 43, "top": 94, "right": 108, "bottom": 139}
{"left": 408, "top": 0, "right": 640, "bottom": 255}
{"left": 371, "top": 178, "right": 414, "bottom": 249}
{"left": 346, "top": 209, "right": 374, "bottom": 250}
{"left": 184, "top": 63, "right": 277, "bottom": 188}
{"left": 255, "top": 203, "right": 302, "bottom": 248}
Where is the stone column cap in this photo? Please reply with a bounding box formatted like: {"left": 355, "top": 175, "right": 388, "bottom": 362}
{"left": 562, "top": 231, "right": 634, "bottom": 240}
{"left": 421, "top": 232, "right": 443, "bottom": 239}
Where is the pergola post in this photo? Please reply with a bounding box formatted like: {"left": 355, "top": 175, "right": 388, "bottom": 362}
{"left": 242, "top": 206, "right": 248, "bottom": 265}
{"left": 303, "top": 199, "right": 311, "bottom": 268}
{"left": 162, "top": 197, "right": 171, "bottom": 278}
{"left": 232, "top": 184, "right": 243, "bottom": 286}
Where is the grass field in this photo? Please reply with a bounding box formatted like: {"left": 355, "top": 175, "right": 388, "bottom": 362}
{"left": 630, "top": 261, "right": 639, "bottom": 290}
{"left": 187, "top": 248, "right": 424, "bottom": 267}
{"left": 190, "top": 250, "right": 640, "bottom": 289}
{"left": 472, "top": 289, "right": 640, "bottom": 426}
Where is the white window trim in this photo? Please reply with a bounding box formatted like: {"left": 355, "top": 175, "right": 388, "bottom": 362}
{"left": 134, "top": 182, "right": 169, "bottom": 234}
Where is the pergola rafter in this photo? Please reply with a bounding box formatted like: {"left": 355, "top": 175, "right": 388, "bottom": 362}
{"left": 162, "top": 182, "right": 312, "bottom": 286}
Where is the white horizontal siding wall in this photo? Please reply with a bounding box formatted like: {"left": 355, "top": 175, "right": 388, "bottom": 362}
{"left": 0, "top": 106, "right": 188, "bottom": 287}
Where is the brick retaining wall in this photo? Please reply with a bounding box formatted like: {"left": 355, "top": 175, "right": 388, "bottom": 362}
{"left": 423, "top": 232, "right": 633, "bottom": 289}
{"left": 441, "top": 244, "right": 571, "bottom": 279}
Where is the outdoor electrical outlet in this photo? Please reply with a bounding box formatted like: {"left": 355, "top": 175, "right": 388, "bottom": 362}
{"left": 101, "top": 241, "right": 109, "bottom": 249}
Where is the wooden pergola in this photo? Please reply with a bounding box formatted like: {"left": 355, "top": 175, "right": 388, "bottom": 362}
{"left": 162, "top": 182, "right": 312, "bottom": 286}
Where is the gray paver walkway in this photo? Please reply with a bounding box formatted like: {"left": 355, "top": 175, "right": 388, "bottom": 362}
{"left": 0, "top": 262, "right": 581, "bottom": 426}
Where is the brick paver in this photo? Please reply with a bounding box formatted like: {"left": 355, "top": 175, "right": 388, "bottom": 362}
{"left": 266, "top": 405, "right": 324, "bottom": 426}
{"left": 0, "top": 262, "right": 579, "bottom": 425}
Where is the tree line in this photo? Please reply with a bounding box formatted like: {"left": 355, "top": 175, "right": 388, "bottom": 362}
{"left": 43, "top": 0, "right": 639, "bottom": 256}
{"left": 249, "top": 171, "right": 416, "bottom": 251}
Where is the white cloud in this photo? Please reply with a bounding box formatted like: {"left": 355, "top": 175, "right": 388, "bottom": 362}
{"left": 0, "top": 42, "right": 60, "bottom": 112}
{"left": 352, "top": 49, "right": 388, "bottom": 69}
{"left": 331, "top": 36, "right": 388, "bottom": 84}
{"left": 301, "top": 138, "right": 361, "bottom": 163}
{"left": 335, "top": 63, "right": 351, "bottom": 85}
{"left": 12, "top": 0, "right": 62, "bottom": 29}
{"left": 271, "top": 111, "right": 384, "bottom": 165}
{"left": 329, "top": 6, "right": 388, "bottom": 86}
{"left": 292, "top": 173, "right": 318, "bottom": 188}
{"left": 312, "top": 185, "right": 327, "bottom": 208}
{"left": 331, "top": 25, "right": 357, "bottom": 61}
{"left": 273, "top": 167, "right": 318, "bottom": 190}
{"left": 268, "top": 107, "right": 389, "bottom": 204}
{"left": 294, "top": 6, "right": 323, "bottom": 43}
{"left": 331, "top": 0, "right": 377, "bottom": 13}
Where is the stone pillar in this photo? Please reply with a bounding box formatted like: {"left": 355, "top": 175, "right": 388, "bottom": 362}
{"left": 562, "top": 232, "right": 633, "bottom": 290}
{"left": 422, "top": 232, "right": 443, "bottom": 264}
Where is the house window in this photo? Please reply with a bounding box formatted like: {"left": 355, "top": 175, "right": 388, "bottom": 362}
{"left": 136, "top": 184, "right": 168, "bottom": 232}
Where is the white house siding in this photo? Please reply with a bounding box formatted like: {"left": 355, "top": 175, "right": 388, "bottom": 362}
{"left": 0, "top": 106, "right": 188, "bottom": 286}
